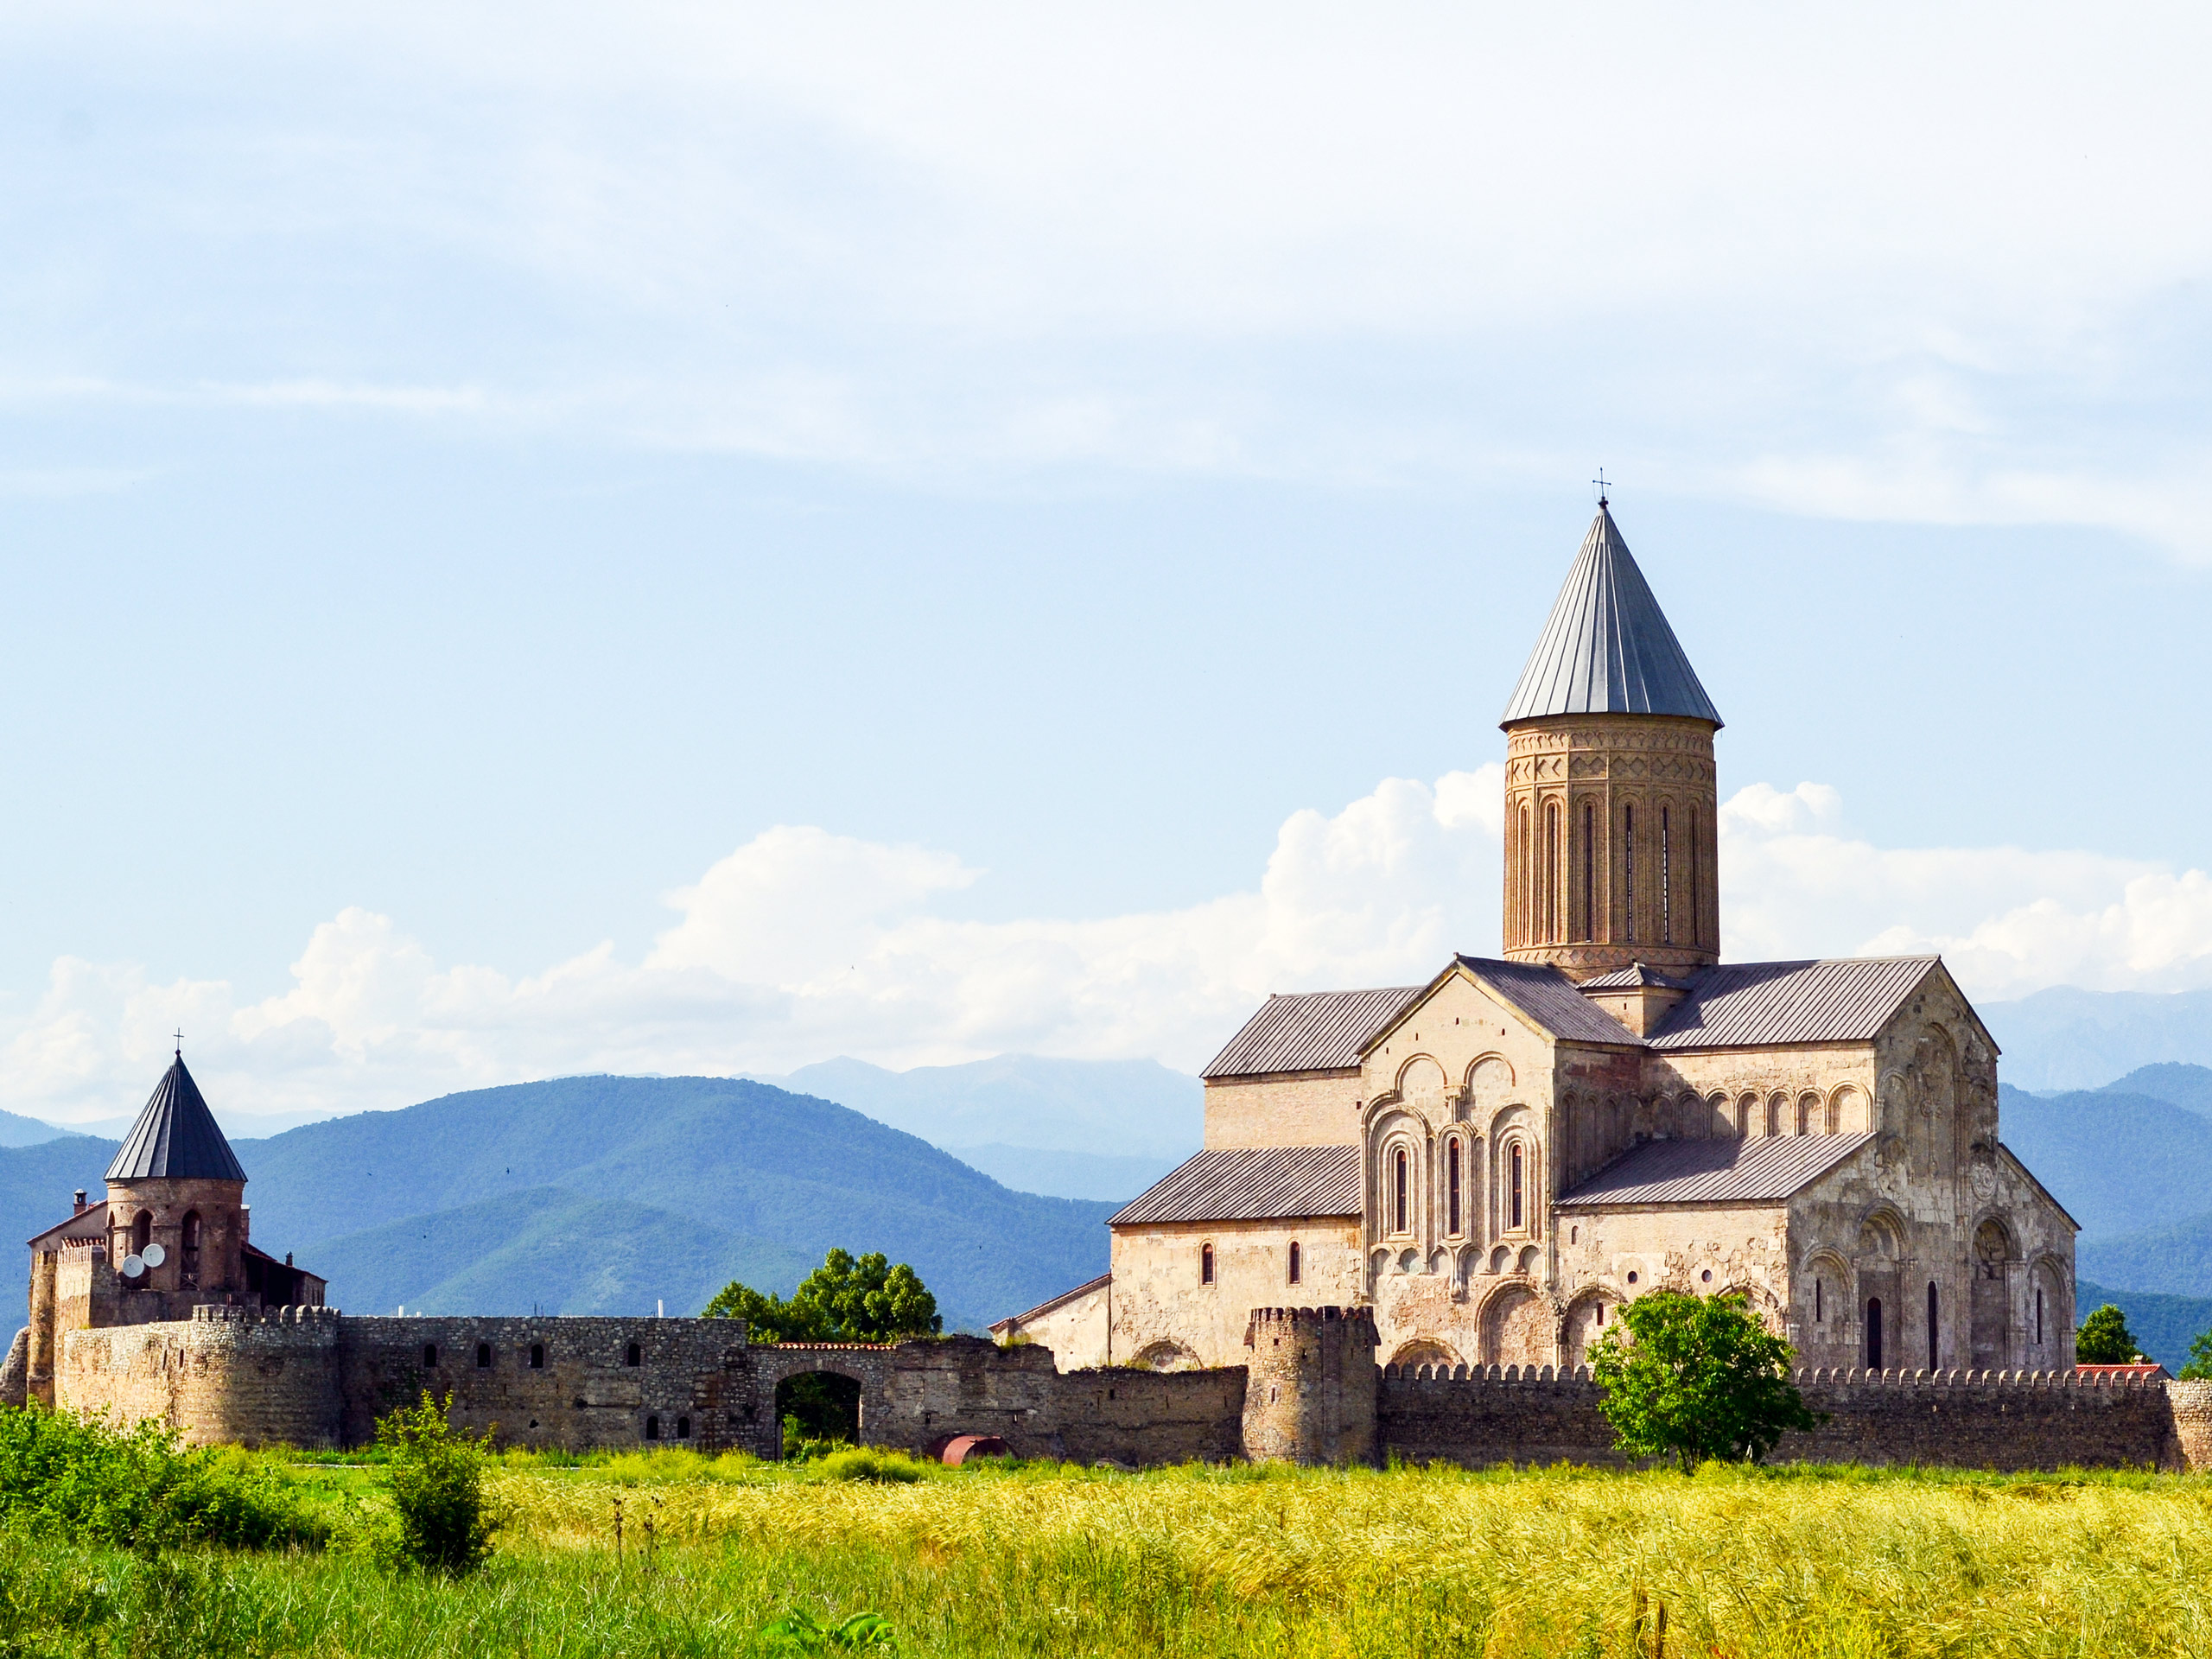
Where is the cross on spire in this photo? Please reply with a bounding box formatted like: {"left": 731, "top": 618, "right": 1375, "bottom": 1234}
{"left": 174, "top": 1030, "right": 183, "bottom": 1058}
{"left": 1593, "top": 468, "right": 1611, "bottom": 508}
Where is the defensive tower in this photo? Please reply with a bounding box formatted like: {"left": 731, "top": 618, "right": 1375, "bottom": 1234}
{"left": 1498, "top": 500, "right": 1722, "bottom": 979}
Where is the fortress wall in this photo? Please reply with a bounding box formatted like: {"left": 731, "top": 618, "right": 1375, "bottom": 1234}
{"left": 335, "top": 1317, "right": 755, "bottom": 1452}
{"left": 1377, "top": 1363, "right": 2190, "bottom": 1471}
{"left": 1046, "top": 1368, "right": 1248, "bottom": 1465}
{"left": 60, "top": 1307, "right": 343, "bottom": 1447}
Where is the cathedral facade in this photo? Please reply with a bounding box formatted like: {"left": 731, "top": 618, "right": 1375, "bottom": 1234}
{"left": 999, "top": 506, "right": 2080, "bottom": 1378}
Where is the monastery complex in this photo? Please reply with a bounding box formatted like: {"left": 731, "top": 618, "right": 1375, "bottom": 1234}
{"left": 1000, "top": 504, "right": 2082, "bottom": 1381}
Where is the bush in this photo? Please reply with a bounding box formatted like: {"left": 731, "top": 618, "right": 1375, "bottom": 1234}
{"left": 0, "top": 1407, "right": 323, "bottom": 1552}
{"left": 2075, "top": 1304, "right": 2144, "bottom": 1364}
{"left": 372, "top": 1393, "right": 499, "bottom": 1575}
{"left": 1591, "top": 1290, "right": 1819, "bottom": 1471}
{"left": 813, "top": 1448, "right": 930, "bottom": 1484}
{"left": 758, "top": 1609, "right": 899, "bottom": 1652}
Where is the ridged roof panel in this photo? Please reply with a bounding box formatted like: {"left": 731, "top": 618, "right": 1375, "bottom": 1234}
{"left": 1456, "top": 957, "right": 1642, "bottom": 1047}
{"left": 105, "top": 1056, "right": 248, "bottom": 1184}
{"left": 1647, "top": 957, "right": 1938, "bottom": 1051}
{"left": 1110, "top": 1146, "right": 1363, "bottom": 1225}
{"left": 1557, "top": 1132, "right": 1874, "bottom": 1208}
{"left": 1500, "top": 505, "right": 1722, "bottom": 728}
{"left": 1201, "top": 987, "right": 1423, "bottom": 1079}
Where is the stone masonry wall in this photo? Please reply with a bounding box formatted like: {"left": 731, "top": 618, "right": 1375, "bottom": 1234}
{"left": 1380, "top": 1363, "right": 2190, "bottom": 1471}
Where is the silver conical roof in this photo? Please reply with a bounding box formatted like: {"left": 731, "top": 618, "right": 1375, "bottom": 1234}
{"left": 105, "top": 1053, "right": 247, "bottom": 1184}
{"left": 1500, "top": 505, "right": 1721, "bottom": 728}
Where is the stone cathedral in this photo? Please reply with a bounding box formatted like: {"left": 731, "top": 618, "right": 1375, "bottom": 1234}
{"left": 999, "top": 505, "right": 2079, "bottom": 1379}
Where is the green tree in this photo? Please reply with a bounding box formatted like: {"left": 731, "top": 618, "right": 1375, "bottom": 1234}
{"left": 374, "top": 1392, "right": 499, "bottom": 1576}
{"left": 2177, "top": 1328, "right": 2212, "bottom": 1381}
{"left": 704, "top": 1249, "right": 942, "bottom": 1344}
{"left": 1590, "top": 1289, "right": 1819, "bottom": 1471}
{"left": 2075, "top": 1303, "right": 2142, "bottom": 1364}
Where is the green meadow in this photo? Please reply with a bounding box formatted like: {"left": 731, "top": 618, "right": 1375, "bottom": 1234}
{"left": 6, "top": 1446, "right": 2212, "bottom": 1657}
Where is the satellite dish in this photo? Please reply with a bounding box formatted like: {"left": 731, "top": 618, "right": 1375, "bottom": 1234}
{"left": 120, "top": 1255, "right": 144, "bottom": 1280}
{"left": 142, "top": 1243, "right": 167, "bottom": 1268}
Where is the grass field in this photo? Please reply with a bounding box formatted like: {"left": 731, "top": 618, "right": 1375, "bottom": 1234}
{"left": 6, "top": 1449, "right": 2212, "bottom": 1657}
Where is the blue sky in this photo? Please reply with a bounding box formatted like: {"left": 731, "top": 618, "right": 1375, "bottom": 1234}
{"left": 5, "top": 3, "right": 2212, "bottom": 1122}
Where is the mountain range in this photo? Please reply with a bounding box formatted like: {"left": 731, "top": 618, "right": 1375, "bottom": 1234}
{"left": 0, "top": 1076, "right": 1113, "bottom": 1333}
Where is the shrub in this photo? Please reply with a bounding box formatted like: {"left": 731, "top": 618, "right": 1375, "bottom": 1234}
{"left": 1591, "top": 1290, "right": 1819, "bottom": 1471}
{"left": 373, "top": 1392, "right": 499, "bottom": 1575}
{"left": 2075, "top": 1304, "right": 2143, "bottom": 1364}
{"left": 2180, "top": 1328, "right": 2212, "bottom": 1381}
{"left": 813, "top": 1448, "right": 930, "bottom": 1484}
{"left": 758, "top": 1609, "right": 899, "bottom": 1651}
{"left": 0, "top": 1407, "right": 322, "bottom": 1552}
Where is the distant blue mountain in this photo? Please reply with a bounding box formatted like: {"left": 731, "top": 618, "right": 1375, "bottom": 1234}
{"left": 1983, "top": 988, "right": 2212, "bottom": 1092}
{"left": 1998, "top": 1082, "right": 2212, "bottom": 1237}
{"left": 2077, "top": 1281, "right": 2212, "bottom": 1374}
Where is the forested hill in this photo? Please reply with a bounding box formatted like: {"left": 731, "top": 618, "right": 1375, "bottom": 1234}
{"left": 0, "top": 1077, "right": 1113, "bottom": 1332}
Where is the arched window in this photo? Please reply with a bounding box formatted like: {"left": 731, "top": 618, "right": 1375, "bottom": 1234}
{"left": 422, "top": 1344, "right": 438, "bottom": 1369}
{"left": 1544, "top": 803, "right": 1560, "bottom": 940}
{"left": 1392, "top": 1147, "right": 1409, "bottom": 1234}
{"left": 529, "top": 1343, "right": 545, "bottom": 1370}
{"left": 1866, "top": 1298, "right": 1884, "bottom": 1369}
{"left": 1517, "top": 805, "right": 1531, "bottom": 941}
{"left": 1199, "top": 1243, "right": 1215, "bottom": 1285}
{"left": 1661, "top": 806, "right": 1672, "bottom": 945}
{"left": 2036, "top": 1287, "right": 2045, "bottom": 1346}
{"left": 1927, "top": 1282, "right": 1939, "bottom": 1364}
{"left": 626, "top": 1341, "right": 642, "bottom": 1367}
{"left": 476, "top": 1342, "right": 492, "bottom": 1370}
{"left": 645, "top": 1414, "right": 660, "bottom": 1441}
{"left": 1688, "top": 808, "right": 1700, "bottom": 945}
{"left": 1446, "top": 1137, "right": 1463, "bottom": 1236}
{"left": 1815, "top": 1278, "right": 1824, "bottom": 1323}
{"left": 130, "top": 1211, "right": 151, "bottom": 1258}
{"left": 676, "top": 1415, "right": 691, "bottom": 1440}
{"left": 181, "top": 1211, "right": 202, "bottom": 1287}
{"left": 1287, "top": 1241, "right": 1302, "bottom": 1285}
{"left": 1624, "top": 805, "right": 1636, "bottom": 938}
{"left": 1580, "top": 802, "right": 1594, "bottom": 940}
{"left": 1509, "top": 1142, "right": 1525, "bottom": 1231}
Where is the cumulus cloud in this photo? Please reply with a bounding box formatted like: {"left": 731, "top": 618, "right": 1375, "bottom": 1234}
{"left": 13, "top": 768, "right": 2212, "bottom": 1129}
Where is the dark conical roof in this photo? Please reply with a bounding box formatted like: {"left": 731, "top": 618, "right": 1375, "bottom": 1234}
{"left": 105, "top": 1054, "right": 248, "bottom": 1184}
{"left": 1500, "top": 505, "right": 1722, "bottom": 728}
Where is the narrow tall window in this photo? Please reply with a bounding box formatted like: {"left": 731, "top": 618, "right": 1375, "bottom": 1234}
{"left": 476, "top": 1342, "right": 492, "bottom": 1370}
{"left": 1393, "top": 1149, "right": 1409, "bottom": 1234}
{"left": 1661, "top": 807, "right": 1672, "bottom": 945}
{"left": 1581, "top": 803, "right": 1594, "bottom": 940}
{"left": 1866, "top": 1299, "right": 1884, "bottom": 1369}
{"left": 530, "top": 1343, "right": 545, "bottom": 1370}
{"left": 181, "top": 1211, "right": 202, "bottom": 1288}
{"left": 1200, "top": 1243, "right": 1215, "bottom": 1285}
{"left": 1688, "top": 809, "right": 1700, "bottom": 946}
{"left": 423, "top": 1344, "right": 438, "bottom": 1369}
{"left": 1509, "top": 1142, "right": 1525, "bottom": 1230}
{"left": 626, "top": 1341, "right": 642, "bottom": 1367}
{"left": 1287, "top": 1241, "right": 1302, "bottom": 1285}
{"left": 1447, "top": 1139, "right": 1463, "bottom": 1235}
{"left": 676, "top": 1415, "right": 690, "bottom": 1440}
{"left": 130, "top": 1211, "right": 151, "bottom": 1259}
{"left": 1926, "top": 1282, "right": 1939, "bottom": 1364}
{"left": 1518, "top": 805, "right": 1531, "bottom": 944}
{"left": 645, "top": 1414, "right": 660, "bottom": 1441}
{"left": 1624, "top": 806, "right": 1636, "bottom": 939}
{"left": 2036, "top": 1287, "right": 2044, "bottom": 1344}
{"left": 1544, "top": 803, "right": 1560, "bottom": 941}
{"left": 1815, "top": 1278, "right": 1824, "bottom": 1323}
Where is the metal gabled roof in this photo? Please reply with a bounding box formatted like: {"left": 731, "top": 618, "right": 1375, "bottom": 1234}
{"left": 105, "top": 1055, "right": 247, "bottom": 1184}
{"left": 1646, "top": 957, "right": 1939, "bottom": 1052}
{"left": 1557, "top": 1131, "right": 1874, "bottom": 1208}
{"left": 1501, "top": 505, "right": 1722, "bottom": 729}
{"left": 1202, "top": 987, "right": 1424, "bottom": 1079}
{"left": 1454, "top": 957, "right": 1642, "bottom": 1047}
{"left": 1109, "top": 1146, "right": 1363, "bottom": 1225}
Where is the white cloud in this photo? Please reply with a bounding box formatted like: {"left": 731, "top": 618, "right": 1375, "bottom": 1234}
{"left": 15, "top": 766, "right": 2212, "bottom": 1128}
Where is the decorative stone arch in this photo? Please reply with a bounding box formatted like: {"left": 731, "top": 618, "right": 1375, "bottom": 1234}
{"left": 1372, "top": 1122, "right": 1424, "bottom": 1242}
{"left": 1827, "top": 1084, "right": 1860, "bottom": 1134}
{"left": 1395, "top": 1053, "right": 1451, "bottom": 1117}
{"left": 2028, "top": 1252, "right": 2072, "bottom": 1363}
{"left": 1476, "top": 1281, "right": 1551, "bottom": 1368}
{"left": 1516, "top": 1244, "right": 1541, "bottom": 1276}
{"left": 1560, "top": 1283, "right": 1617, "bottom": 1369}
{"left": 744, "top": 1347, "right": 898, "bottom": 1461}
{"left": 1719, "top": 1281, "right": 1786, "bottom": 1334}
{"left": 1738, "top": 1091, "right": 1763, "bottom": 1139}
{"left": 1490, "top": 1116, "right": 1538, "bottom": 1237}
{"left": 1711, "top": 1091, "right": 1738, "bottom": 1137}
{"left": 1389, "top": 1337, "right": 1463, "bottom": 1372}
{"left": 1764, "top": 1092, "right": 1787, "bottom": 1137}
{"left": 1968, "top": 1212, "right": 2018, "bottom": 1369}
{"left": 1437, "top": 1126, "right": 1475, "bottom": 1240}
{"left": 1802, "top": 1247, "right": 1852, "bottom": 1334}
{"left": 1857, "top": 1203, "right": 1907, "bottom": 1259}
{"left": 1130, "top": 1339, "right": 1200, "bottom": 1372}
{"left": 1452, "top": 1242, "right": 1481, "bottom": 1287}
{"left": 1488, "top": 1243, "right": 1515, "bottom": 1274}
{"left": 1464, "top": 1052, "right": 1515, "bottom": 1099}
{"left": 1795, "top": 1090, "right": 1822, "bottom": 1135}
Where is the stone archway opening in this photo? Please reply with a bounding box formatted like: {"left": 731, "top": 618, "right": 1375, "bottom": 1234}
{"left": 774, "top": 1370, "right": 862, "bottom": 1456}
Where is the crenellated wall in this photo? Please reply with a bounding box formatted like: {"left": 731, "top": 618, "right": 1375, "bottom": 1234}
{"left": 1379, "top": 1361, "right": 2196, "bottom": 1471}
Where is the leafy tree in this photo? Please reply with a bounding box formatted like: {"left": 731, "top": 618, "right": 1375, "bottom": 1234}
{"left": 2075, "top": 1303, "right": 2142, "bottom": 1364}
{"left": 1590, "top": 1289, "right": 1819, "bottom": 1471}
{"left": 705, "top": 1249, "right": 942, "bottom": 1344}
{"left": 374, "top": 1391, "right": 499, "bottom": 1575}
{"left": 2177, "top": 1328, "right": 2212, "bottom": 1381}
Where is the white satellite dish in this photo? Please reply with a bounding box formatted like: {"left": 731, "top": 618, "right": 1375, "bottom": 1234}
{"left": 120, "top": 1255, "right": 145, "bottom": 1279}
{"left": 142, "top": 1243, "right": 167, "bottom": 1268}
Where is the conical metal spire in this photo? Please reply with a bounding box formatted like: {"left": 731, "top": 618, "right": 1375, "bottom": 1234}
{"left": 1500, "top": 505, "right": 1722, "bottom": 728}
{"left": 105, "top": 1052, "right": 248, "bottom": 1183}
